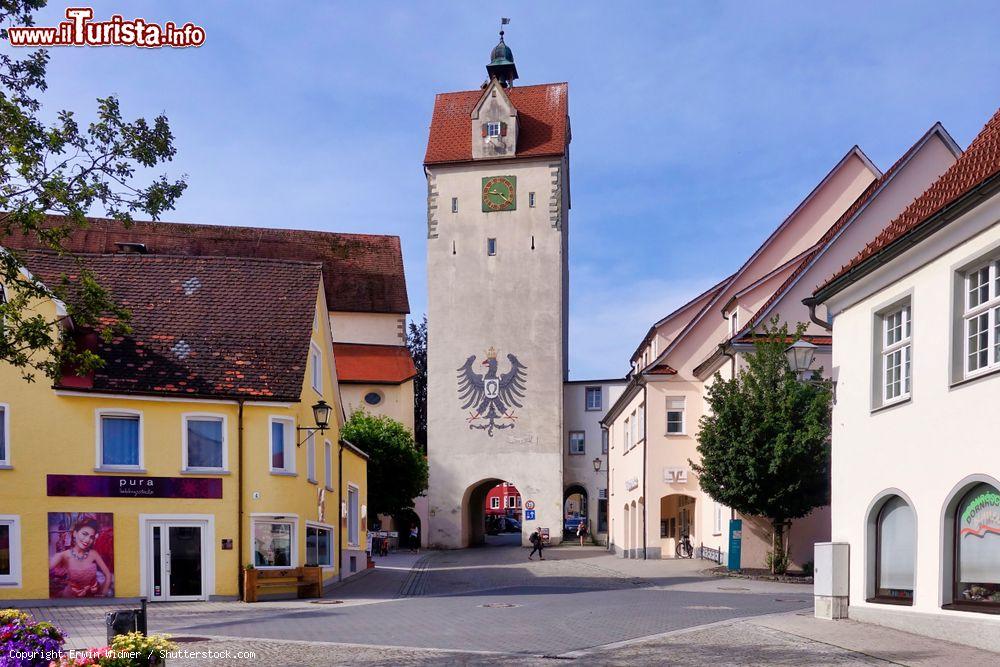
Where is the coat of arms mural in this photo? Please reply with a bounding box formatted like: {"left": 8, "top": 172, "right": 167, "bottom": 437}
{"left": 456, "top": 347, "right": 527, "bottom": 436}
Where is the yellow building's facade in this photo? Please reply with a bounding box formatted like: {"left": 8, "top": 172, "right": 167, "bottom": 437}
{"left": 0, "top": 254, "right": 368, "bottom": 602}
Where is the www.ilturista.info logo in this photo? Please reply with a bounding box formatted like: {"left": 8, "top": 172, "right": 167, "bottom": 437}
{"left": 7, "top": 7, "right": 205, "bottom": 48}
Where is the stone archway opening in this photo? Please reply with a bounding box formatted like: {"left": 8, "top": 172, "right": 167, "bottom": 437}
{"left": 462, "top": 478, "right": 523, "bottom": 547}
{"left": 563, "top": 484, "right": 589, "bottom": 541}
{"left": 660, "top": 493, "right": 696, "bottom": 559}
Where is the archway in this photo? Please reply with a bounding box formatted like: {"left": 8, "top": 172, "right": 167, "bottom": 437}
{"left": 563, "top": 484, "right": 589, "bottom": 541}
{"left": 659, "top": 493, "right": 696, "bottom": 559}
{"left": 462, "top": 478, "right": 523, "bottom": 547}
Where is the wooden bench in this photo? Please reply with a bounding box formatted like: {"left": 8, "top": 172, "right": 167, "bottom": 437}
{"left": 243, "top": 566, "right": 323, "bottom": 603}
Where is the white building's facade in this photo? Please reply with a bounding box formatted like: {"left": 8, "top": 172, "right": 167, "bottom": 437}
{"left": 812, "top": 108, "right": 1000, "bottom": 651}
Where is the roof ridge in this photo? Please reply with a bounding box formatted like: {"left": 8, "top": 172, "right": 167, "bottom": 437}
{"left": 17, "top": 248, "right": 326, "bottom": 269}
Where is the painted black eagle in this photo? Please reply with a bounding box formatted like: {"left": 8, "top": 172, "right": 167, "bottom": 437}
{"left": 457, "top": 351, "right": 527, "bottom": 436}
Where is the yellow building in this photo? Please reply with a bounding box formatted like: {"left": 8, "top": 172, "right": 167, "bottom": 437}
{"left": 0, "top": 250, "right": 368, "bottom": 602}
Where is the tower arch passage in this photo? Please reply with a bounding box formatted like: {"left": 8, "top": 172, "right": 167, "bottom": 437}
{"left": 463, "top": 478, "right": 524, "bottom": 547}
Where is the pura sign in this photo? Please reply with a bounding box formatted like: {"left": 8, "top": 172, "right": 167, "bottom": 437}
{"left": 47, "top": 474, "right": 222, "bottom": 499}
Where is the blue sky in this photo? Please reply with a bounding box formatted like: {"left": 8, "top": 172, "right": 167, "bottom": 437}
{"left": 16, "top": 1, "right": 1000, "bottom": 379}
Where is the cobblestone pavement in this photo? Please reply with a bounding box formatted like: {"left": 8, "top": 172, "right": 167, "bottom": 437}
{"left": 16, "top": 544, "right": 999, "bottom": 665}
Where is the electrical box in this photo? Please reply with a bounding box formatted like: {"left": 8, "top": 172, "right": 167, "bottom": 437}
{"left": 814, "top": 542, "right": 849, "bottom": 597}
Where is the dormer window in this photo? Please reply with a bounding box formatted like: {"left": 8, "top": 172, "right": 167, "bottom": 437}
{"left": 487, "top": 122, "right": 502, "bottom": 138}
{"left": 729, "top": 310, "right": 739, "bottom": 337}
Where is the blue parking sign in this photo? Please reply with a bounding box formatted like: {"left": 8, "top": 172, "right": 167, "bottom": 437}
{"left": 525, "top": 509, "right": 536, "bottom": 520}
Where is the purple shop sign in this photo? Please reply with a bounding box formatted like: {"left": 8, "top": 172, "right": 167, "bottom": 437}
{"left": 47, "top": 474, "right": 222, "bottom": 499}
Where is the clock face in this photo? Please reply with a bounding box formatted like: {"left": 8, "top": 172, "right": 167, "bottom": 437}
{"left": 482, "top": 175, "right": 517, "bottom": 212}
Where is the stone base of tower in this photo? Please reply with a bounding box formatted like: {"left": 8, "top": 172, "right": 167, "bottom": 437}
{"left": 426, "top": 452, "right": 564, "bottom": 549}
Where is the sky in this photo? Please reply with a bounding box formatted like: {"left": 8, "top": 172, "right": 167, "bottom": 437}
{"left": 13, "top": 1, "right": 1000, "bottom": 379}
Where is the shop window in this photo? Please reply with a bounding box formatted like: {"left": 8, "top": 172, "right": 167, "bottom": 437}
{"left": 306, "top": 524, "right": 333, "bottom": 567}
{"left": 98, "top": 411, "right": 141, "bottom": 469}
{"left": 0, "top": 404, "right": 8, "bottom": 467}
{"left": 569, "top": 431, "right": 585, "bottom": 455}
{"left": 183, "top": 415, "right": 225, "bottom": 471}
{"left": 666, "top": 397, "right": 685, "bottom": 434}
{"left": 872, "top": 495, "right": 915, "bottom": 604}
{"left": 253, "top": 519, "right": 295, "bottom": 568}
{"left": 269, "top": 417, "right": 295, "bottom": 474}
{"left": 347, "top": 485, "right": 360, "bottom": 547}
{"left": 952, "top": 482, "right": 1000, "bottom": 609}
{"left": 585, "top": 386, "right": 602, "bottom": 411}
{"left": 0, "top": 515, "right": 21, "bottom": 586}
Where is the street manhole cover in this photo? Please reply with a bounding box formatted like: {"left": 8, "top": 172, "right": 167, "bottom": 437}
{"left": 170, "top": 637, "right": 210, "bottom": 643}
{"left": 310, "top": 599, "right": 345, "bottom": 605}
{"left": 717, "top": 586, "right": 750, "bottom": 591}
{"left": 479, "top": 602, "right": 520, "bottom": 608}
{"left": 685, "top": 605, "right": 735, "bottom": 610}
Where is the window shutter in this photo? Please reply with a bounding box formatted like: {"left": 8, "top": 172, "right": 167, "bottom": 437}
{"left": 500, "top": 121, "right": 508, "bottom": 137}
{"left": 481, "top": 123, "right": 488, "bottom": 138}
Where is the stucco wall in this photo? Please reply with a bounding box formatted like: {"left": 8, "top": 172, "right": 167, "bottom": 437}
{"left": 340, "top": 380, "right": 415, "bottom": 431}
{"left": 329, "top": 312, "right": 406, "bottom": 346}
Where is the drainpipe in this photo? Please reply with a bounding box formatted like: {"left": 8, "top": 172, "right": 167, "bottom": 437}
{"left": 337, "top": 438, "right": 344, "bottom": 581}
{"left": 641, "top": 379, "right": 648, "bottom": 560}
{"left": 803, "top": 297, "right": 833, "bottom": 332}
{"left": 236, "top": 399, "right": 245, "bottom": 601}
{"left": 720, "top": 344, "right": 736, "bottom": 378}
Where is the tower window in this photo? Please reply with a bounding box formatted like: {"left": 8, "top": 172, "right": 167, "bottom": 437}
{"left": 487, "top": 122, "right": 501, "bottom": 138}
{"left": 451, "top": 197, "right": 458, "bottom": 213}
{"left": 529, "top": 192, "right": 536, "bottom": 207}
{"left": 487, "top": 238, "right": 497, "bottom": 256}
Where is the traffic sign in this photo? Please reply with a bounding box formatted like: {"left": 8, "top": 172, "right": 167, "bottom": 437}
{"left": 525, "top": 509, "right": 536, "bottom": 520}
{"left": 525, "top": 500, "right": 535, "bottom": 510}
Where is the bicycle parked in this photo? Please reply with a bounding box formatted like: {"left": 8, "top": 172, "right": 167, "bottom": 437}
{"left": 675, "top": 533, "right": 694, "bottom": 559}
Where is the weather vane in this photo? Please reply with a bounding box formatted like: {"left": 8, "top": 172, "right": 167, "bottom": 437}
{"left": 500, "top": 17, "right": 510, "bottom": 38}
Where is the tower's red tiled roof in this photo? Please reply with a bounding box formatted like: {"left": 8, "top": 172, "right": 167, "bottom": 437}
{"left": 424, "top": 83, "right": 569, "bottom": 165}
{"left": 332, "top": 343, "right": 417, "bottom": 384}
{"left": 4, "top": 215, "right": 409, "bottom": 314}
{"left": 21, "top": 251, "right": 320, "bottom": 401}
{"left": 819, "top": 108, "right": 1000, "bottom": 292}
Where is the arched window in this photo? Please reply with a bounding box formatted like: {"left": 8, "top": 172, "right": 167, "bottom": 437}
{"left": 953, "top": 482, "right": 1000, "bottom": 609}
{"left": 873, "top": 496, "right": 915, "bottom": 604}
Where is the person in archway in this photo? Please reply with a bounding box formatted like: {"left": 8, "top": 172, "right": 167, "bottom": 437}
{"left": 408, "top": 524, "right": 420, "bottom": 553}
{"left": 577, "top": 519, "right": 589, "bottom": 546}
{"left": 528, "top": 527, "right": 544, "bottom": 560}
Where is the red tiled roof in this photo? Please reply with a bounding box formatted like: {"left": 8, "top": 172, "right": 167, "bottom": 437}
{"left": 4, "top": 215, "right": 409, "bottom": 314}
{"left": 645, "top": 363, "right": 678, "bottom": 375}
{"left": 332, "top": 343, "right": 416, "bottom": 384}
{"left": 21, "top": 251, "right": 320, "bottom": 401}
{"left": 735, "top": 334, "right": 833, "bottom": 347}
{"left": 820, "top": 108, "right": 1000, "bottom": 292}
{"left": 424, "top": 83, "right": 569, "bottom": 165}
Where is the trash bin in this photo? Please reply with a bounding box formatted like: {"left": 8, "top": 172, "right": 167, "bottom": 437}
{"left": 105, "top": 598, "right": 148, "bottom": 644}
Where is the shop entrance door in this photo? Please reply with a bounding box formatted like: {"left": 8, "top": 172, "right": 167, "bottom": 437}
{"left": 148, "top": 521, "right": 207, "bottom": 601}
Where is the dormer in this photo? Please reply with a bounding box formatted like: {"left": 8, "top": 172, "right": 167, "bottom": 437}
{"left": 471, "top": 78, "right": 519, "bottom": 160}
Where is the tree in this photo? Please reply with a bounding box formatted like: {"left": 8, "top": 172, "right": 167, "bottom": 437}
{"left": 407, "top": 314, "right": 427, "bottom": 451}
{"left": 341, "top": 410, "right": 428, "bottom": 523}
{"left": 0, "top": 1, "right": 186, "bottom": 381}
{"left": 690, "top": 318, "right": 831, "bottom": 573}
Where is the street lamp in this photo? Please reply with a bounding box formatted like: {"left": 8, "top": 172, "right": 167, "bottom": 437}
{"left": 296, "top": 400, "right": 333, "bottom": 446}
{"left": 592, "top": 457, "right": 603, "bottom": 473}
{"left": 784, "top": 339, "right": 817, "bottom": 380}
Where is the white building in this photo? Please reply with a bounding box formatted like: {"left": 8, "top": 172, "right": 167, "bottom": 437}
{"left": 810, "top": 107, "right": 1000, "bottom": 651}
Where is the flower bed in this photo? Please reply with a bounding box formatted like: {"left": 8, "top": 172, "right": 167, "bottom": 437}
{"left": 0, "top": 609, "right": 66, "bottom": 667}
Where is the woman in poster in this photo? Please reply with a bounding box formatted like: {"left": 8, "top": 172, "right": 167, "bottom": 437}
{"left": 49, "top": 515, "right": 113, "bottom": 598}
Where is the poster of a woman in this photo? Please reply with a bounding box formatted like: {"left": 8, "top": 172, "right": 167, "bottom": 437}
{"left": 48, "top": 513, "right": 114, "bottom": 598}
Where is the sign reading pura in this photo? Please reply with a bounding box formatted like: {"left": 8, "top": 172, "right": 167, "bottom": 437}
{"left": 47, "top": 474, "right": 223, "bottom": 499}
{"left": 456, "top": 346, "right": 527, "bottom": 436}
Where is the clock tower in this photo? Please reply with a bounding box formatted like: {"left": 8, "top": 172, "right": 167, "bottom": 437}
{"left": 423, "top": 31, "right": 570, "bottom": 547}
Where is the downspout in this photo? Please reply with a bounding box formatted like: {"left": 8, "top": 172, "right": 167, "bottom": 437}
{"left": 641, "top": 379, "right": 648, "bottom": 560}
{"left": 337, "top": 438, "right": 344, "bottom": 581}
{"left": 720, "top": 344, "right": 736, "bottom": 378}
{"left": 236, "top": 399, "right": 245, "bottom": 601}
{"left": 803, "top": 297, "right": 833, "bottom": 332}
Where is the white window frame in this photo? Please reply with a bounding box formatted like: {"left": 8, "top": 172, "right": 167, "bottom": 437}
{"left": 95, "top": 409, "right": 144, "bottom": 471}
{"left": 310, "top": 342, "right": 323, "bottom": 394}
{"left": 666, "top": 397, "right": 686, "bottom": 435}
{"left": 963, "top": 260, "right": 1000, "bottom": 378}
{"left": 585, "top": 386, "right": 602, "bottom": 411}
{"left": 269, "top": 416, "right": 296, "bottom": 475}
{"left": 347, "top": 484, "right": 360, "bottom": 547}
{"left": 486, "top": 121, "right": 501, "bottom": 138}
{"left": 637, "top": 404, "right": 645, "bottom": 443}
{"left": 251, "top": 515, "right": 298, "bottom": 569}
{"left": 0, "top": 515, "right": 22, "bottom": 587}
{"left": 623, "top": 417, "right": 631, "bottom": 450}
{"left": 491, "top": 496, "right": 500, "bottom": 509}
{"left": 0, "top": 403, "right": 10, "bottom": 468}
{"left": 506, "top": 495, "right": 516, "bottom": 509}
{"left": 305, "top": 521, "right": 335, "bottom": 568}
{"left": 324, "top": 440, "right": 334, "bottom": 491}
{"left": 880, "top": 305, "right": 912, "bottom": 405}
{"left": 306, "top": 432, "right": 317, "bottom": 484}
{"left": 569, "top": 431, "right": 586, "bottom": 455}
{"left": 713, "top": 502, "right": 723, "bottom": 536}
{"left": 181, "top": 413, "right": 228, "bottom": 473}
{"left": 729, "top": 310, "right": 740, "bottom": 337}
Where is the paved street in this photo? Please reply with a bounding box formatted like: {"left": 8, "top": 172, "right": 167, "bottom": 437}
{"left": 20, "top": 543, "right": 999, "bottom": 665}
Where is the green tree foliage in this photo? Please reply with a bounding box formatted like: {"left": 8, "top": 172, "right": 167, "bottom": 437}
{"left": 407, "top": 314, "right": 427, "bottom": 451}
{"left": 341, "top": 411, "right": 428, "bottom": 523}
{"left": 0, "top": 1, "right": 186, "bottom": 380}
{"left": 691, "top": 318, "right": 831, "bottom": 572}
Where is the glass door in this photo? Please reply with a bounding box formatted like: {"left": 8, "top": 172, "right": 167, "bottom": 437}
{"left": 149, "top": 522, "right": 205, "bottom": 601}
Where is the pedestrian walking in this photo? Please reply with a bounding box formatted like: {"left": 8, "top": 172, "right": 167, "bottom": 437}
{"left": 528, "top": 528, "right": 544, "bottom": 560}
{"left": 409, "top": 524, "right": 420, "bottom": 553}
{"left": 577, "top": 520, "right": 588, "bottom": 546}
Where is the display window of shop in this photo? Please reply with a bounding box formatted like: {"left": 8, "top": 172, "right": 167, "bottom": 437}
{"left": 952, "top": 482, "right": 1000, "bottom": 611}
{"left": 252, "top": 518, "right": 296, "bottom": 568}
{"left": 872, "top": 496, "right": 915, "bottom": 604}
{"left": 305, "top": 523, "right": 333, "bottom": 567}
{"left": 182, "top": 414, "right": 227, "bottom": 472}
{"left": 0, "top": 515, "right": 22, "bottom": 586}
{"left": 96, "top": 410, "right": 142, "bottom": 470}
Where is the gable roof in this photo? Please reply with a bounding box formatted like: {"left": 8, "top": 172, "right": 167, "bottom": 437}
{"left": 424, "top": 82, "right": 569, "bottom": 165}
{"left": 816, "top": 108, "right": 1000, "bottom": 298}
{"left": 3, "top": 215, "right": 409, "bottom": 314}
{"left": 745, "top": 123, "right": 961, "bottom": 332}
{"left": 21, "top": 251, "right": 321, "bottom": 401}
{"left": 332, "top": 343, "right": 417, "bottom": 384}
